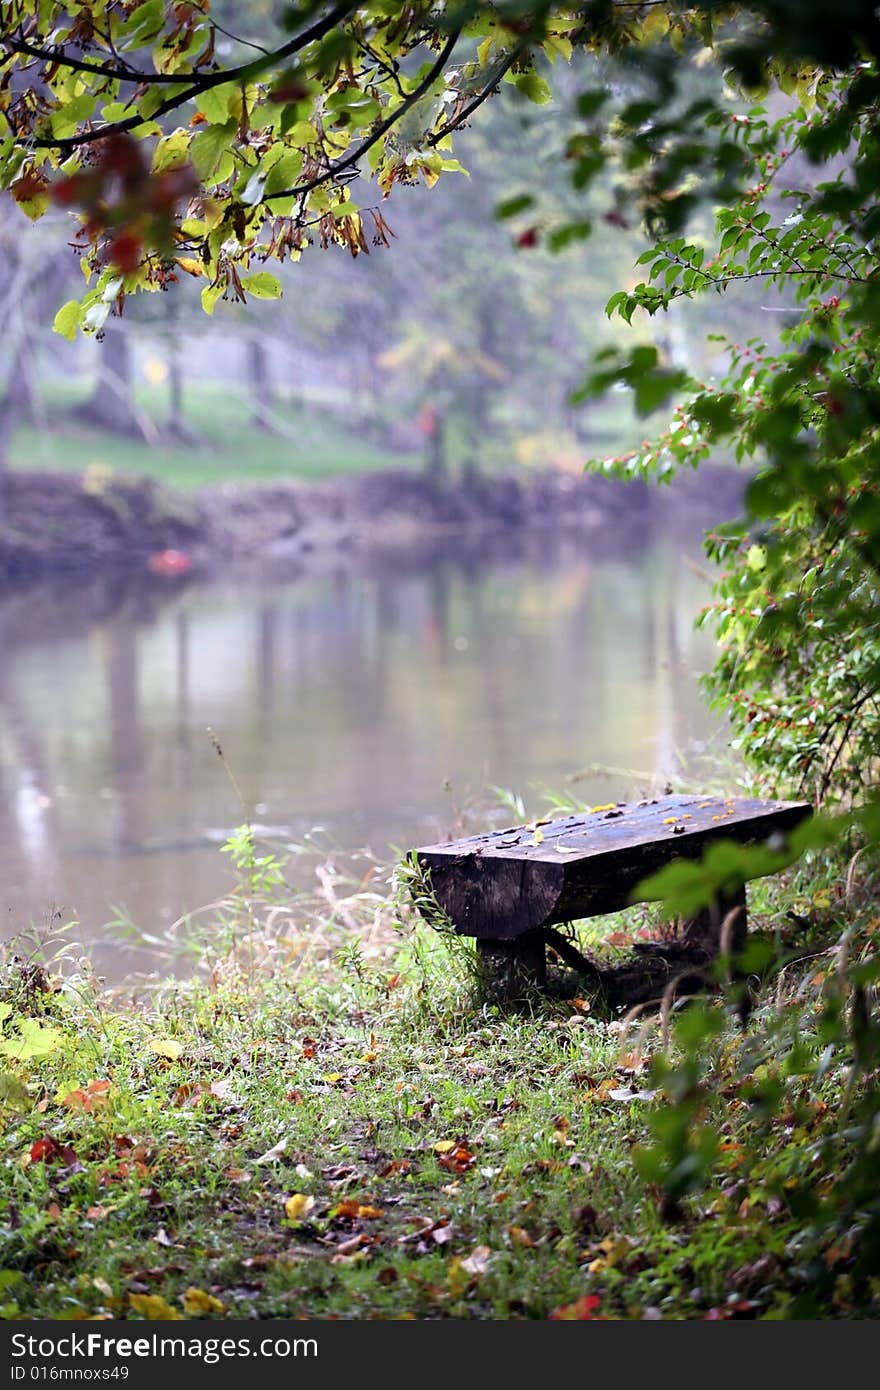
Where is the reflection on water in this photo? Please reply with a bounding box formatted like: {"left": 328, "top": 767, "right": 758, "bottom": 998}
{"left": 0, "top": 527, "right": 722, "bottom": 973}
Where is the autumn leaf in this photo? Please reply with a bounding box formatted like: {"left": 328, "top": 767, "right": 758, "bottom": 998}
{"left": 60, "top": 1079, "right": 112, "bottom": 1112}
{"left": 460, "top": 1245, "right": 494, "bottom": 1276}
{"left": 254, "top": 1137, "right": 288, "bottom": 1164}
{"left": 148, "top": 1039, "right": 183, "bottom": 1061}
{"left": 284, "top": 1193, "right": 315, "bottom": 1222}
{"left": 175, "top": 256, "right": 206, "bottom": 278}
{"left": 550, "top": 1293, "right": 603, "bottom": 1320}
{"left": 128, "top": 1293, "right": 183, "bottom": 1320}
{"left": 608, "top": 1087, "right": 659, "bottom": 1103}
{"left": 28, "top": 1137, "right": 77, "bottom": 1166}
{"left": 332, "top": 1199, "right": 384, "bottom": 1220}
{"left": 181, "top": 1288, "right": 225, "bottom": 1316}
{"left": 432, "top": 1139, "right": 456, "bottom": 1154}
{"left": 506, "top": 1225, "right": 535, "bottom": 1247}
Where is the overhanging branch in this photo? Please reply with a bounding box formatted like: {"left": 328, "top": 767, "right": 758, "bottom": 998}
{"left": 263, "top": 27, "right": 463, "bottom": 207}
{"left": 18, "top": 0, "right": 359, "bottom": 150}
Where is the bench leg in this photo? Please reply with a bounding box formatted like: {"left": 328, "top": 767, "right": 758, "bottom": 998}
{"left": 476, "top": 933, "right": 546, "bottom": 1003}
{"left": 682, "top": 883, "right": 747, "bottom": 956}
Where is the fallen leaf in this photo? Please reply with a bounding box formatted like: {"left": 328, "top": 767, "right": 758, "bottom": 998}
{"left": 432, "top": 1140, "right": 456, "bottom": 1154}
{"left": 181, "top": 1288, "right": 225, "bottom": 1316}
{"left": 128, "top": 1293, "right": 183, "bottom": 1320}
{"left": 322, "top": 1073, "right": 345, "bottom": 1085}
{"left": 438, "top": 1143, "right": 476, "bottom": 1173}
{"left": 460, "top": 1245, "right": 493, "bottom": 1276}
{"left": 550, "top": 1294, "right": 603, "bottom": 1320}
{"left": 507, "top": 1225, "right": 535, "bottom": 1248}
{"left": 333, "top": 1233, "right": 371, "bottom": 1257}
{"left": 148, "top": 1039, "right": 183, "bottom": 1062}
{"left": 284, "top": 1193, "right": 315, "bottom": 1222}
{"left": 254, "top": 1137, "right": 288, "bottom": 1164}
{"left": 332, "top": 1199, "right": 384, "bottom": 1220}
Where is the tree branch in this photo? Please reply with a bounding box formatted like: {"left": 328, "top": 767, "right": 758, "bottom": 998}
{"left": 426, "top": 38, "right": 528, "bottom": 147}
{"left": 20, "top": 0, "right": 359, "bottom": 150}
{"left": 5, "top": 35, "right": 195, "bottom": 83}
{"left": 264, "top": 27, "right": 463, "bottom": 206}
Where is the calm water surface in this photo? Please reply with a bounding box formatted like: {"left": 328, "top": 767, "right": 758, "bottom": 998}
{"left": 0, "top": 528, "right": 724, "bottom": 974}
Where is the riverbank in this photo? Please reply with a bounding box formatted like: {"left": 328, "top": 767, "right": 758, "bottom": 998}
{"left": 0, "top": 464, "right": 745, "bottom": 583}
{"left": 0, "top": 836, "right": 873, "bottom": 1320}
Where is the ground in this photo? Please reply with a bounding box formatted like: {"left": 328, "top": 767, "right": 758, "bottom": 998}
{"left": 0, "top": 837, "right": 875, "bottom": 1322}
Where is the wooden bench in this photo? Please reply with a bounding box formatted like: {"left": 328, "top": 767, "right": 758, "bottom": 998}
{"left": 413, "top": 794, "right": 811, "bottom": 1004}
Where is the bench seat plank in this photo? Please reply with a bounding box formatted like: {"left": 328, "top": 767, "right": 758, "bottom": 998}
{"left": 415, "top": 794, "right": 810, "bottom": 941}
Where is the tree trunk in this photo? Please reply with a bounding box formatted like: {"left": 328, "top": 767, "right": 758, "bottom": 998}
{"left": 73, "top": 326, "right": 154, "bottom": 440}
{"left": 248, "top": 336, "right": 276, "bottom": 432}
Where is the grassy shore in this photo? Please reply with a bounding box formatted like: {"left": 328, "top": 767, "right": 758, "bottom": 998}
{"left": 9, "top": 385, "right": 415, "bottom": 491}
{"left": 0, "top": 833, "right": 877, "bottom": 1322}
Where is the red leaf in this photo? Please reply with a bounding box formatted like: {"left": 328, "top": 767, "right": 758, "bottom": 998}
{"left": 30, "top": 1138, "right": 58, "bottom": 1163}
{"left": 550, "top": 1293, "right": 603, "bottom": 1320}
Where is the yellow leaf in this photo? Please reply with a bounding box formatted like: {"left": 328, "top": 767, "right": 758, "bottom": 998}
{"left": 589, "top": 803, "right": 616, "bottom": 813}
{"left": 476, "top": 36, "right": 494, "bottom": 67}
{"left": 175, "top": 256, "right": 206, "bottom": 278}
{"left": 148, "top": 1039, "right": 183, "bottom": 1061}
{"left": 356, "top": 1204, "right": 384, "bottom": 1220}
{"left": 662, "top": 817, "right": 679, "bottom": 824}
{"left": 322, "top": 1072, "right": 344, "bottom": 1085}
{"left": 640, "top": 8, "right": 670, "bottom": 42}
{"left": 433, "top": 1140, "right": 456, "bottom": 1154}
{"left": 507, "top": 1225, "right": 534, "bottom": 1247}
{"left": 128, "top": 1293, "right": 183, "bottom": 1320}
{"left": 181, "top": 1287, "right": 225, "bottom": 1316}
{"left": 284, "top": 1193, "right": 315, "bottom": 1222}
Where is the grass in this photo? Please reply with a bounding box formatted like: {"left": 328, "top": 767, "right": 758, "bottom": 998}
{"left": 0, "top": 829, "right": 877, "bottom": 1322}
{"left": 8, "top": 379, "right": 653, "bottom": 491}
{"left": 10, "top": 383, "right": 419, "bottom": 490}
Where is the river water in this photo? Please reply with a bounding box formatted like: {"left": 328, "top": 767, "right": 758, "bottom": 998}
{"left": 0, "top": 524, "right": 723, "bottom": 976}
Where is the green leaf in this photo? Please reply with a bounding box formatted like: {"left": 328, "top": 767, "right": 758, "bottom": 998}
{"left": 241, "top": 271, "right": 282, "bottom": 300}
{"left": 512, "top": 73, "right": 552, "bottom": 105}
{"left": 196, "top": 85, "right": 234, "bottom": 125}
{"left": 747, "top": 543, "right": 767, "bottom": 571}
{"left": 0, "top": 1072, "right": 30, "bottom": 1111}
{"left": 201, "top": 281, "right": 224, "bottom": 316}
{"left": 50, "top": 93, "right": 96, "bottom": 139}
{"left": 191, "top": 121, "right": 236, "bottom": 180}
{"left": 52, "top": 300, "right": 82, "bottom": 341}
{"left": 152, "top": 129, "right": 190, "bottom": 174}
{"left": 0, "top": 1019, "right": 63, "bottom": 1061}
{"left": 495, "top": 193, "right": 534, "bottom": 220}
{"left": 124, "top": 0, "right": 165, "bottom": 43}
